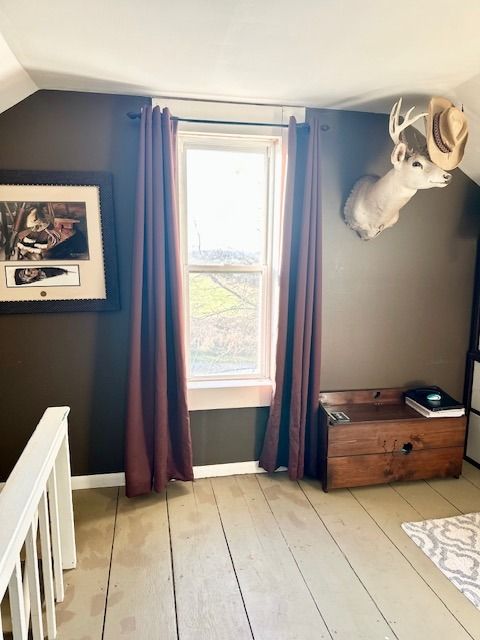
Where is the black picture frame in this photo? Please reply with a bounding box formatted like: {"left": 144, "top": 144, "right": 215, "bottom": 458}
{"left": 0, "top": 170, "right": 120, "bottom": 313}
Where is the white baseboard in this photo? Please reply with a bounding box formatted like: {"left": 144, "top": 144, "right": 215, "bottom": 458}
{"left": 71, "top": 472, "right": 125, "bottom": 490}
{"left": 193, "top": 460, "right": 271, "bottom": 479}
{"left": 69, "top": 461, "right": 285, "bottom": 490}
{"left": 1, "top": 461, "right": 286, "bottom": 493}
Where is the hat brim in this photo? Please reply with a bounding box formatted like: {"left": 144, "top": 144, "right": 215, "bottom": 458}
{"left": 428, "top": 139, "right": 467, "bottom": 171}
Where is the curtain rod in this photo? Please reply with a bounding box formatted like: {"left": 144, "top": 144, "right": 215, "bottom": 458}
{"left": 126, "top": 111, "right": 314, "bottom": 129}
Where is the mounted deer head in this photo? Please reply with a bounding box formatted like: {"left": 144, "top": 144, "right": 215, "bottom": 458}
{"left": 344, "top": 99, "right": 452, "bottom": 240}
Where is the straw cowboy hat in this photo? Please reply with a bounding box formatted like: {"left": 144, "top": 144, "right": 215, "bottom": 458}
{"left": 426, "top": 97, "right": 468, "bottom": 170}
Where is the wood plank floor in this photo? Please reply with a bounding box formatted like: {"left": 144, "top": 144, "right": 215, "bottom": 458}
{"left": 45, "top": 463, "right": 480, "bottom": 638}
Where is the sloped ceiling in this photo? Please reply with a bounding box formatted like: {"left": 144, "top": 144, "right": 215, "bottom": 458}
{"left": 0, "top": 30, "right": 36, "bottom": 113}
{"left": 0, "top": 0, "right": 479, "bottom": 181}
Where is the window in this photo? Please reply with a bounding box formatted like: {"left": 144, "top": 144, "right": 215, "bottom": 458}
{"left": 178, "top": 134, "right": 281, "bottom": 387}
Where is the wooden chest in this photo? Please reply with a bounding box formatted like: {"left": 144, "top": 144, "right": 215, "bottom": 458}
{"left": 319, "top": 388, "right": 467, "bottom": 491}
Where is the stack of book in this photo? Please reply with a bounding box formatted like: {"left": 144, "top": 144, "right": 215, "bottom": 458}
{"left": 405, "top": 387, "right": 465, "bottom": 418}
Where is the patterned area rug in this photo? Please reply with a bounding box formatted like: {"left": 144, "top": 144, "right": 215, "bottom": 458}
{"left": 402, "top": 512, "right": 480, "bottom": 609}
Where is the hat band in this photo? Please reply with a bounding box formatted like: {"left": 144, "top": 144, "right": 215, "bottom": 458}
{"left": 433, "top": 113, "right": 452, "bottom": 154}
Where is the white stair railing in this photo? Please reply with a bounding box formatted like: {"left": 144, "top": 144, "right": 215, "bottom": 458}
{"left": 0, "top": 407, "right": 76, "bottom": 639}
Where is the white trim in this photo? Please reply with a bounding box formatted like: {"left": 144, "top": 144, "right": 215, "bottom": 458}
{"left": 70, "top": 473, "right": 125, "bottom": 490}
{"left": 153, "top": 97, "right": 305, "bottom": 136}
{"left": 53, "top": 461, "right": 287, "bottom": 491}
{"left": 178, "top": 133, "right": 276, "bottom": 385}
{"left": 193, "top": 460, "right": 282, "bottom": 479}
{"left": 188, "top": 379, "right": 273, "bottom": 410}
{"left": 160, "top": 97, "right": 295, "bottom": 411}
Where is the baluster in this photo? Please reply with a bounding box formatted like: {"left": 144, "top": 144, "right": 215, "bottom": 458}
{"left": 22, "top": 514, "right": 37, "bottom": 627}
{"left": 55, "top": 432, "right": 76, "bottom": 569}
{"left": 8, "top": 559, "right": 28, "bottom": 639}
{"left": 25, "top": 517, "right": 44, "bottom": 640}
{"left": 39, "top": 490, "right": 56, "bottom": 639}
{"left": 22, "top": 558, "right": 29, "bottom": 628}
{"left": 47, "top": 465, "right": 64, "bottom": 603}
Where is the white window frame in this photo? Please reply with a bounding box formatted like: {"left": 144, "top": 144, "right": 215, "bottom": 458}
{"left": 155, "top": 98, "right": 305, "bottom": 410}
{"left": 178, "top": 133, "right": 278, "bottom": 387}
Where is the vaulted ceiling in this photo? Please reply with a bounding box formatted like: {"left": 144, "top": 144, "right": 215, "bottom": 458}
{"left": 0, "top": 0, "right": 479, "bottom": 182}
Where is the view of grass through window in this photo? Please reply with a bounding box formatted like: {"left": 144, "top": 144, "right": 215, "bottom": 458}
{"left": 184, "top": 144, "right": 270, "bottom": 378}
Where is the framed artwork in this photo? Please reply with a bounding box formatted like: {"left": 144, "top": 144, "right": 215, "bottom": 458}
{"left": 0, "top": 170, "right": 120, "bottom": 313}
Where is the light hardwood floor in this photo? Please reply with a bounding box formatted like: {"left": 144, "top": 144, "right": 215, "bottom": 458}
{"left": 28, "top": 464, "right": 480, "bottom": 638}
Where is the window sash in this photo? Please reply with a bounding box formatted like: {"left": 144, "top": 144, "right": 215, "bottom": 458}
{"left": 185, "top": 266, "right": 268, "bottom": 381}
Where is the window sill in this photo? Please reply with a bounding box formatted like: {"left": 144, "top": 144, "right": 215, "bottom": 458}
{"left": 187, "top": 379, "right": 273, "bottom": 411}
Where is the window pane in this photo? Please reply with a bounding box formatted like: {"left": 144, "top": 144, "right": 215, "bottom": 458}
{"left": 186, "top": 148, "right": 267, "bottom": 265}
{"left": 189, "top": 271, "right": 262, "bottom": 377}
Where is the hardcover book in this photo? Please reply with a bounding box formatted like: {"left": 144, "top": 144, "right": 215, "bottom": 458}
{"left": 404, "top": 386, "right": 465, "bottom": 418}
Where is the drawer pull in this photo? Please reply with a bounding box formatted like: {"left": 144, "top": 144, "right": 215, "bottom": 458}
{"left": 401, "top": 442, "right": 413, "bottom": 455}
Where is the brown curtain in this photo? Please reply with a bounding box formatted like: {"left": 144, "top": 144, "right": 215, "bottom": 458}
{"left": 260, "top": 113, "right": 322, "bottom": 479}
{"left": 125, "top": 105, "right": 193, "bottom": 497}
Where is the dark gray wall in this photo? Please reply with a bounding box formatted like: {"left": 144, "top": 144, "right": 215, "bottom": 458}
{"left": 317, "top": 108, "right": 480, "bottom": 399}
{"left": 191, "top": 408, "right": 269, "bottom": 466}
{"left": 0, "top": 91, "right": 478, "bottom": 479}
{"left": 0, "top": 90, "right": 268, "bottom": 478}
{"left": 0, "top": 91, "right": 148, "bottom": 478}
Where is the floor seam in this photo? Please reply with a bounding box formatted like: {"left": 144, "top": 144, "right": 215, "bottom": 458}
{"left": 297, "top": 480, "right": 399, "bottom": 640}
{"left": 349, "top": 485, "right": 475, "bottom": 640}
{"left": 166, "top": 485, "right": 181, "bottom": 640}
{"left": 254, "top": 475, "right": 333, "bottom": 640}
{"left": 100, "top": 486, "right": 120, "bottom": 640}
{"left": 210, "top": 477, "right": 256, "bottom": 640}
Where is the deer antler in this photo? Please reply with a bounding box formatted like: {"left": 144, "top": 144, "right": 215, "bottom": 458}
{"left": 389, "top": 98, "right": 427, "bottom": 146}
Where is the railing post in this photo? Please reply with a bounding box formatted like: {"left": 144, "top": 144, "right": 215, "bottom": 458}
{"left": 0, "top": 406, "right": 74, "bottom": 639}
{"left": 55, "top": 429, "right": 77, "bottom": 570}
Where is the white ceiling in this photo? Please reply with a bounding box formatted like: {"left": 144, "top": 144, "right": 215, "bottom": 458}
{"left": 0, "top": 30, "right": 36, "bottom": 113}
{"left": 0, "top": 0, "right": 479, "bottom": 181}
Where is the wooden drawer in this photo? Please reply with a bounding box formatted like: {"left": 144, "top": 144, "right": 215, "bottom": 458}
{"left": 327, "top": 447, "right": 464, "bottom": 490}
{"left": 328, "top": 418, "right": 466, "bottom": 457}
